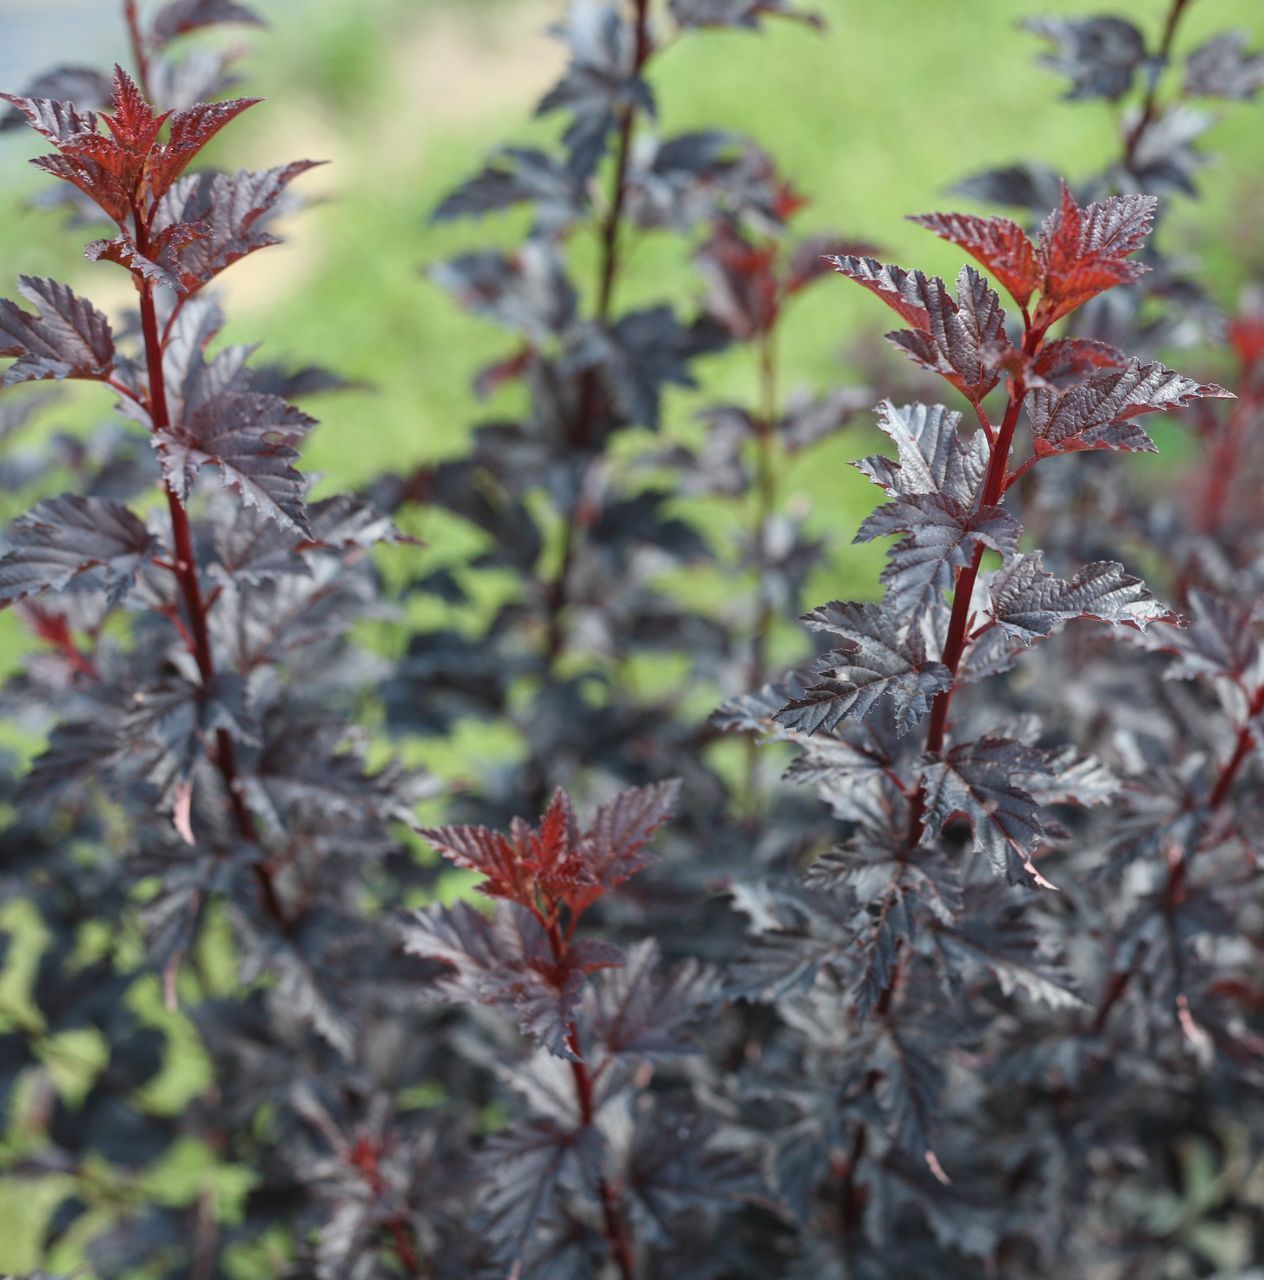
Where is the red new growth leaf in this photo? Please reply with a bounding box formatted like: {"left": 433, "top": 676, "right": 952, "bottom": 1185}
{"left": 909, "top": 182, "right": 1157, "bottom": 329}
{"left": 101, "top": 65, "right": 169, "bottom": 155}
{"left": 418, "top": 782, "right": 679, "bottom": 925}
{"left": 908, "top": 211, "right": 1041, "bottom": 308}
{"left": 148, "top": 96, "right": 261, "bottom": 201}
{"left": 1033, "top": 181, "right": 1155, "bottom": 326}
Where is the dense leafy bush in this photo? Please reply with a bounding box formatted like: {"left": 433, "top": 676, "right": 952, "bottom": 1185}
{"left": 0, "top": 1, "right": 1262, "bottom": 1277}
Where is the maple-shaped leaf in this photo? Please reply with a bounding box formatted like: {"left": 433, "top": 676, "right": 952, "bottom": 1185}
{"left": 1033, "top": 183, "right": 1156, "bottom": 325}
{"left": 432, "top": 146, "right": 583, "bottom": 232}
{"left": 669, "top": 0, "right": 823, "bottom": 28}
{"left": 979, "top": 553, "right": 1178, "bottom": 653}
{"left": 403, "top": 901, "right": 622, "bottom": 1059}
{"left": 854, "top": 401, "right": 989, "bottom": 507}
{"left": 537, "top": 2, "right": 655, "bottom": 182}
{"left": 1185, "top": 32, "right": 1264, "bottom": 101}
{"left": 908, "top": 211, "right": 1041, "bottom": 308}
{"left": 587, "top": 937, "right": 715, "bottom": 1058}
{"left": 935, "top": 890, "right": 1084, "bottom": 1009}
{"left": 147, "top": 97, "right": 260, "bottom": 202}
{"left": 0, "top": 277, "right": 115, "bottom": 386}
{"left": 0, "top": 91, "right": 99, "bottom": 146}
{"left": 153, "top": 161, "right": 321, "bottom": 291}
{"left": 921, "top": 737, "right": 1055, "bottom": 886}
{"left": 574, "top": 778, "right": 680, "bottom": 908}
{"left": 856, "top": 490, "right": 1021, "bottom": 625}
{"left": 0, "top": 495, "right": 156, "bottom": 607}
{"left": 1031, "top": 336, "right": 1128, "bottom": 383}
{"left": 475, "top": 1119, "right": 605, "bottom": 1266}
{"left": 1022, "top": 15, "right": 1147, "bottom": 101}
{"left": 1026, "top": 358, "right": 1230, "bottom": 457}
{"left": 0, "top": 69, "right": 110, "bottom": 133}
{"left": 85, "top": 229, "right": 194, "bottom": 294}
{"left": 776, "top": 601, "right": 952, "bottom": 735}
{"left": 418, "top": 787, "right": 592, "bottom": 908}
{"left": 883, "top": 266, "right": 1009, "bottom": 403}
{"left": 430, "top": 241, "right": 577, "bottom": 343}
{"left": 150, "top": 0, "right": 265, "bottom": 46}
{"left": 154, "top": 390, "right": 314, "bottom": 534}
{"left": 0, "top": 88, "right": 137, "bottom": 222}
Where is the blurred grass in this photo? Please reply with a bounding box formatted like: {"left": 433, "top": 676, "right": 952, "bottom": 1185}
{"left": 0, "top": 0, "right": 1262, "bottom": 1272}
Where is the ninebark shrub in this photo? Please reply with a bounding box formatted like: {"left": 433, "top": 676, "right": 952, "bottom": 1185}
{"left": 0, "top": 2, "right": 1262, "bottom": 1278}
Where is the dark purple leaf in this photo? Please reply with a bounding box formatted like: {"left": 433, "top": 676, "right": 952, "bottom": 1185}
{"left": 0, "top": 495, "right": 156, "bottom": 607}
{"left": 777, "top": 601, "right": 953, "bottom": 735}
{"left": 153, "top": 390, "right": 315, "bottom": 534}
{"left": 0, "top": 277, "right": 115, "bottom": 386}
{"left": 1022, "top": 16, "right": 1147, "bottom": 101}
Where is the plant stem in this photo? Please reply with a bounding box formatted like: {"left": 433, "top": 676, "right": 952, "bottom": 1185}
{"left": 546, "top": 921, "right": 636, "bottom": 1280}
{"left": 924, "top": 331, "right": 1038, "bottom": 755}
{"left": 744, "top": 329, "right": 779, "bottom": 809}
{"left": 122, "top": 0, "right": 152, "bottom": 100}
{"left": 136, "top": 262, "right": 285, "bottom": 926}
{"left": 1122, "top": 0, "right": 1194, "bottom": 173}
{"left": 542, "top": 0, "right": 653, "bottom": 667}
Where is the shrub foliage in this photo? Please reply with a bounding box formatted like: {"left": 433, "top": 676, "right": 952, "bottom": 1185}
{"left": 1, "top": 0, "right": 1263, "bottom": 1277}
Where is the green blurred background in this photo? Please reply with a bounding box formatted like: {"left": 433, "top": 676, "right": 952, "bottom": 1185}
{"left": 0, "top": 0, "right": 1261, "bottom": 1272}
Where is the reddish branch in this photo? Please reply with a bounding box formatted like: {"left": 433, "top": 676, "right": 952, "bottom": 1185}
{"left": 543, "top": 0, "right": 653, "bottom": 665}
{"left": 547, "top": 919, "right": 637, "bottom": 1280}
{"left": 1092, "top": 676, "right": 1264, "bottom": 1034}
{"left": 134, "top": 214, "right": 286, "bottom": 927}
{"left": 1121, "top": 0, "right": 1195, "bottom": 174}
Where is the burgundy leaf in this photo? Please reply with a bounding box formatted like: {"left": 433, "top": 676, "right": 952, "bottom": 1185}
{"left": 1034, "top": 183, "right": 1156, "bottom": 325}
{"left": 1026, "top": 358, "right": 1230, "bottom": 458}
{"left": 853, "top": 401, "right": 988, "bottom": 508}
{"left": 778, "top": 601, "right": 953, "bottom": 735}
{"left": 0, "top": 276, "right": 115, "bottom": 386}
{"left": 884, "top": 265, "right": 1010, "bottom": 402}
{"left": 154, "top": 390, "right": 314, "bottom": 534}
{"left": 908, "top": 211, "right": 1040, "bottom": 307}
{"left": 0, "top": 495, "right": 156, "bottom": 607}
{"left": 148, "top": 97, "right": 261, "bottom": 201}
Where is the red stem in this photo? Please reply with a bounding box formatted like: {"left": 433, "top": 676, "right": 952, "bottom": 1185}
{"left": 542, "top": 0, "right": 653, "bottom": 668}
{"left": 1121, "top": 0, "right": 1194, "bottom": 173}
{"left": 1092, "top": 677, "right": 1264, "bottom": 1033}
{"left": 546, "top": 921, "right": 636, "bottom": 1280}
{"left": 924, "top": 331, "right": 1039, "bottom": 755}
{"left": 122, "top": 0, "right": 152, "bottom": 100}
{"left": 137, "top": 258, "right": 285, "bottom": 926}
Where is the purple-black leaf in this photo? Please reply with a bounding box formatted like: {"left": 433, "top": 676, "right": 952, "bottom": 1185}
{"left": 1022, "top": 15, "right": 1147, "bottom": 101}
{"left": 0, "top": 495, "right": 156, "bottom": 607}
{"left": 587, "top": 937, "right": 714, "bottom": 1058}
{"left": 856, "top": 491, "right": 1021, "bottom": 625}
{"left": 153, "top": 161, "right": 321, "bottom": 291}
{"left": 403, "top": 901, "right": 623, "bottom": 1059}
{"left": 153, "top": 390, "right": 314, "bottom": 534}
{"left": 921, "top": 737, "right": 1055, "bottom": 887}
{"left": 1026, "top": 358, "right": 1229, "bottom": 458}
{"left": 1184, "top": 32, "right": 1264, "bottom": 101}
{"left": 854, "top": 401, "right": 988, "bottom": 508}
{"left": 0, "top": 276, "right": 115, "bottom": 386}
{"left": 149, "top": 0, "right": 265, "bottom": 46}
{"left": 982, "top": 551, "right": 1178, "bottom": 643}
{"left": 778, "top": 601, "right": 952, "bottom": 735}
